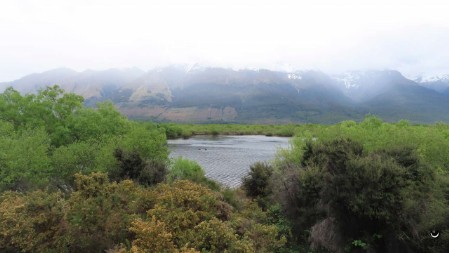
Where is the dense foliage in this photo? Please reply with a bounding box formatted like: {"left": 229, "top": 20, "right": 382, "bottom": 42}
{"left": 0, "top": 85, "right": 167, "bottom": 191}
{"left": 242, "top": 162, "right": 273, "bottom": 208}
{"left": 1, "top": 86, "right": 449, "bottom": 252}
{"left": 0, "top": 173, "right": 285, "bottom": 252}
{"left": 167, "top": 157, "right": 219, "bottom": 190}
{"left": 0, "top": 86, "right": 285, "bottom": 253}
{"left": 263, "top": 117, "right": 449, "bottom": 252}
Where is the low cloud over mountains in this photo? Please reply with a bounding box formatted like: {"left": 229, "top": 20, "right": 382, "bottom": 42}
{"left": 2, "top": 66, "right": 449, "bottom": 124}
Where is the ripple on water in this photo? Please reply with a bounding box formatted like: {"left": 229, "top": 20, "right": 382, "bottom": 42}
{"left": 168, "top": 135, "right": 290, "bottom": 188}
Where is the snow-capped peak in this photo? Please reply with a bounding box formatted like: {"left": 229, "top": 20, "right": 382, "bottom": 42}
{"left": 185, "top": 63, "right": 204, "bottom": 73}
{"left": 287, "top": 73, "right": 302, "bottom": 80}
{"left": 414, "top": 74, "right": 449, "bottom": 83}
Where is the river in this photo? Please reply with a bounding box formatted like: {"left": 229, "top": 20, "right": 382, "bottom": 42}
{"left": 168, "top": 135, "right": 290, "bottom": 187}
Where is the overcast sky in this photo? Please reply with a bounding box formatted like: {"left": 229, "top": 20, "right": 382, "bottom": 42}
{"left": 1, "top": 0, "right": 448, "bottom": 81}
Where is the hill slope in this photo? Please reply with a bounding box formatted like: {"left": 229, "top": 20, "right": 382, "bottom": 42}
{"left": 3, "top": 67, "right": 449, "bottom": 123}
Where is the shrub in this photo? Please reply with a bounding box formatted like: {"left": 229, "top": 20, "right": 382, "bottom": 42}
{"left": 131, "top": 180, "right": 285, "bottom": 252}
{"left": 163, "top": 124, "right": 183, "bottom": 139}
{"left": 0, "top": 191, "right": 66, "bottom": 253}
{"left": 167, "top": 157, "right": 206, "bottom": 183}
{"left": 110, "top": 148, "right": 167, "bottom": 186}
{"left": 242, "top": 162, "right": 273, "bottom": 199}
{"left": 275, "top": 138, "right": 449, "bottom": 252}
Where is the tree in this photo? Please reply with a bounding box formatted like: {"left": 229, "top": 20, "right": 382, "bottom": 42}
{"left": 0, "top": 86, "right": 84, "bottom": 147}
{"left": 68, "top": 101, "right": 130, "bottom": 143}
{"left": 0, "top": 127, "right": 51, "bottom": 191}
{"left": 118, "top": 123, "right": 168, "bottom": 162}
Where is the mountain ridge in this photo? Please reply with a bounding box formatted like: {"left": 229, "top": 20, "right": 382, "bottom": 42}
{"left": 2, "top": 67, "right": 449, "bottom": 124}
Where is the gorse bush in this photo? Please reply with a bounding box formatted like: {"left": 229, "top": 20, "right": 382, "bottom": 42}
{"left": 0, "top": 173, "right": 286, "bottom": 253}
{"left": 0, "top": 173, "right": 143, "bottom": 253}
{"left": 0, "top": 190, "right": 66, "bottom": 253}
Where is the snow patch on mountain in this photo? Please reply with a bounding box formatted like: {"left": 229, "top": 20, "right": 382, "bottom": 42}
{"left": 185, "top": 63, "right": 205, "bottom": 73}
{"left": 287, "top": 73, "right": 302, "bottom": 80}
{"left": 413, "top": 74, "right": 449, "bottom": 83}
{"left": 332, "top": 72, "right": 363, "bottom": 89}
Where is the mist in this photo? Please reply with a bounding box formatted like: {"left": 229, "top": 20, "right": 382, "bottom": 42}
{"left": 1, "top": 0, "right": 448, "bottom": 81}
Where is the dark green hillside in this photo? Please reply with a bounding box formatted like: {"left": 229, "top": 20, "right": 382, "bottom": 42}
{"left": 362, "top": 80, "right": 449, "bottom": 123}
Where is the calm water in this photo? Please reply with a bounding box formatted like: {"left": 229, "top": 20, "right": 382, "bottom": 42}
{"left": 168, "top": 135, "right": 290, "bottom": 187}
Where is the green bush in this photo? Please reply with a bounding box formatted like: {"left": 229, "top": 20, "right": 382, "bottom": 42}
{"left": 275, "top": 137, "right": 449, "bottom": 252}
{"left": 109, "top": 148, "right": 167, "bottom": 186}
{"left": 167, "top": 157, "right": 220, "bottom": 190}
{"left": 168, "top": 157, "right": 206, "bottom": 183}
{"left": 242, "top": 162, "right": 273, "bottom": 200}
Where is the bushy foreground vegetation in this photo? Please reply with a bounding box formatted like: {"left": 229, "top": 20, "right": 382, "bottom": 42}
{"left": 0, "top": 174, "right": 286, "bottom": 253}
{"left": 1, "top": 86, "right": 449, "bottom": 252}
{"left": 0, "top": 86, "right": 285, "bottom": 253}
{"left": 243, "top": 118, "right": 449, "bottom": 252}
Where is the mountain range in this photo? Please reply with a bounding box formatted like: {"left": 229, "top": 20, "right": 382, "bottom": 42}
{"left": 2, "top": 66, "right": 449, "bottom": 124}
